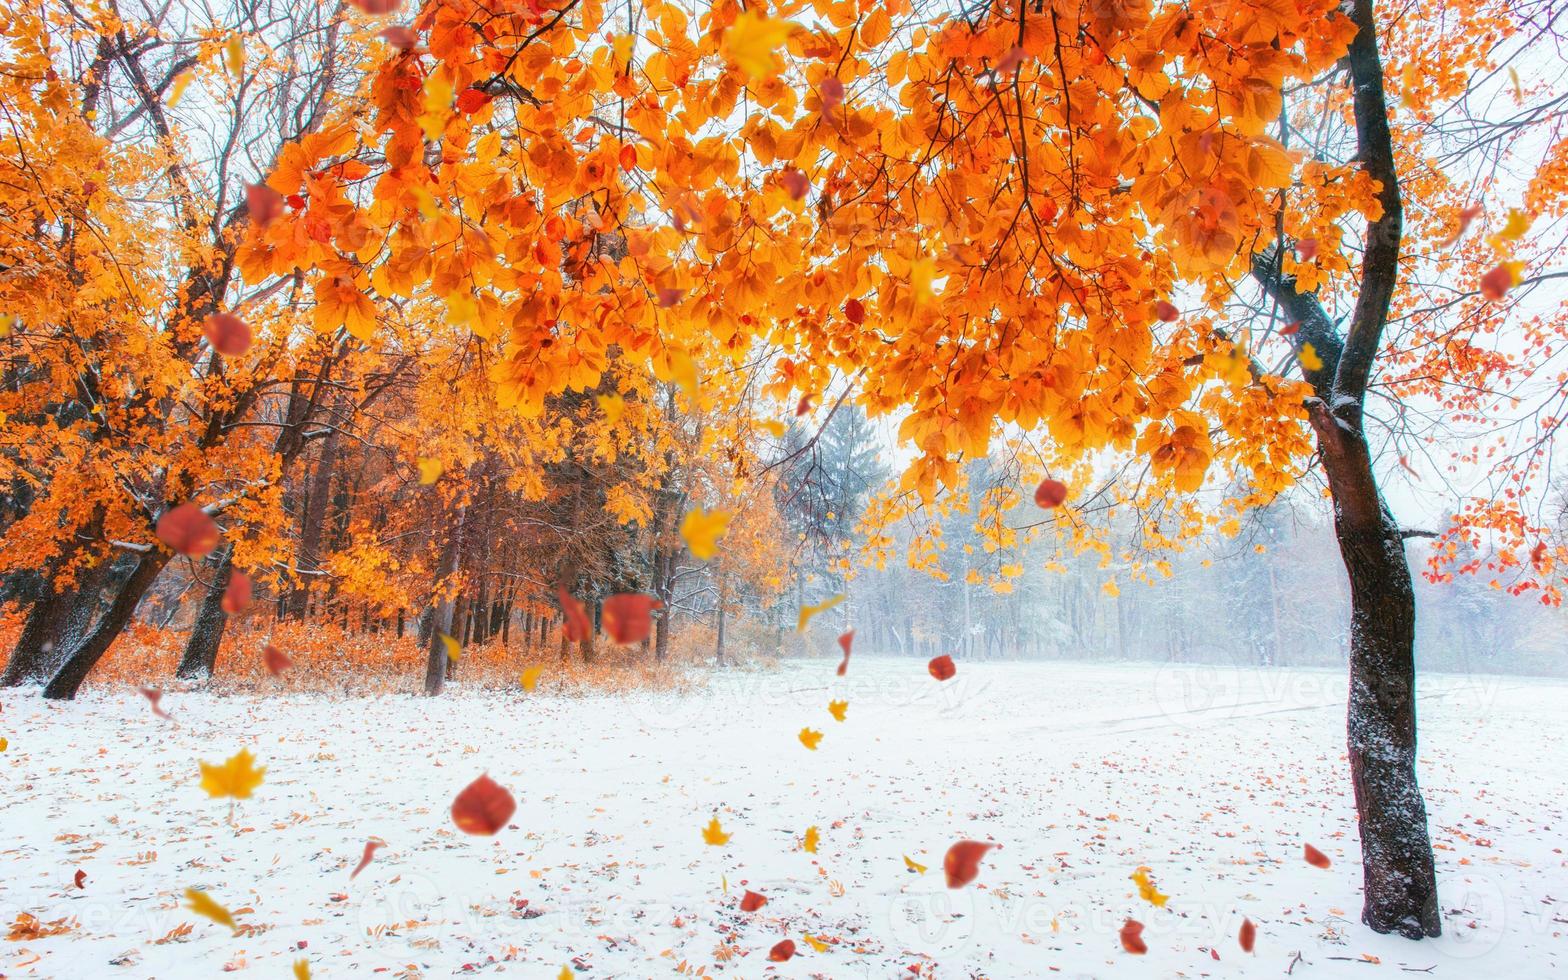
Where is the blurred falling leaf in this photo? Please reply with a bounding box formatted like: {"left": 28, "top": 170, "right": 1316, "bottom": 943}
{"left": 836, "top": 630, "right": 853, "bottom": 675}
{"left": 350, "top": 838, "right": 385, "bottom": 880}
{"left": 928, "top": 654, "right": 956, "bottom": 681}
{"left": 827, "top": 700, "right": 847, "bottom": 722}
{"left": 451, "top": 775, "right": 516, "bottom": 835}
{"left": 767, "top": 938, "right": 797, "bottom": 961}
{"left": 139, "top": 686, "right": 172, "bottom": 720}
{"left": 1298, "top": 342, "right": 1323, "bottom": 372}
{"left": 798, "top": 727, "right": 823, "bottom": 750}
{"left": 520, "top": 665, "right": 544, "bottom": 692}
{"left": 945, "top": 841, "right": 998, "bottom": 888}
{"left": 803, "top": 825, "right": 819, "bottom": 853}
{"left": 1120, "top": 919, "right": 1147, "bottom": 954}
{"left": 184, "top": 888, "right": 237, "bottom": 932}
{"left": 723, "top": 11, "right": 795, "bottom": 80}
{"left": 796, "top": 594, "right": 844, "bottom": 631}
{"left": 199, "top": 749, "right": 265, "bottom": 800}
{"left": 263, "top": 643, "right": 291, "bottom": 676}
{"left": 1239, "top": 917, "right": 1256, "bottom": 953}
{"left": 440, "top": 633, "right": 460, "bottom": 661}
{"left": 903, "top": 854, "right": 927, "bottom": 874}
{"left": 801, "top": 933, "right": 829, "bottom": 953}
{"left": 598, "top": 393, "right": 625, "bottom": 424}
{"left": 1130, "top": 867, "right": 1169, "bottom": 907}
{"left": 418, "top": 457, "right": 443, "bottom": 485}
{"left": 293, "top": 959, "right": 311, "bottom": 979}
{"left": 680, "top": 508, "right": 730, "bottom": 561}
{"left": 702, "top": 815, "right": 731, "bottom": 846}
{"left": 1303, "top": 843, "right": 1331, "bottom": 868}
{"left": 740, "top": 890, "right": 767, "bottom": 911}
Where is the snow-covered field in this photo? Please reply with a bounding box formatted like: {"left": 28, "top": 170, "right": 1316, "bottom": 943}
{"left": 1, "top": 658, "right": 1564, "bottom": 978}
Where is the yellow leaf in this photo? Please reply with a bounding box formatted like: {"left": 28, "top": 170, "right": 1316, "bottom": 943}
{"left": 903, "top": 854, "right": 927, "bottom": 874}
{"left": 198, "top": 749, "right": 265, "bottom": 800}
{"left": 1102, "top": 579, "right": 1120, "bottom": 597}
{"left": 798, "top": 727, "right": 824, "bottom": 750}
{"left": 827, "top": 700, "right": 847, "bottom": 722}
{"left": 702, "top": 815, "right": 731, "bottom": 846}
{"left": 520, "top": 665, "right": 544, "bottom": 692}
{"left": 225, "top": 35, "right": 244, "bottom": 77}
{"left": 0, "top": 737, "right": 7, "bottom": 751}
{"left": 759, "top": 419, "right": 787, "bottom": 438}
{"left": 1130, "top": 867, "right": 1169, "bottom": 907}
{"left": 1298, "top": 342, "right": 1323, "bottom": 372}
{"left": 558, "top": 968, "right": 575, "bottom": 980}
{"left": 668, "top": 349, "right": 698, "bottom": 395}
{"left": 598, "top": 393, "right": 625, "bottom": 425}
{"left": 680, "top": 508, "right": 731, "bottom": 561}
{"left": 169, "top": 71, "right": 193, "bottom": 107}
{"left": 1492, "top": 208, "right": 1530, "bottom": 245}
{"left": 796, "top": 594, "right": 844, "bottom": 631}
{"left": 723, "top": 11, "right": 796, "bottom": 81}
{"left": 184, "top": 888, "right": 237, "bottom": 931}
{"left": 440, "top": 633, "right": 460, "bottom": 661}
{"left": 801, "top": 933, "right": 829, "bottom": 953}
{"left": 293, "top": 960, "right": 311, "bottom": 980}
{"left": 418, "top": 457, "right": 443, "bottom": 485}
{"left": 803, "top": 825, "right": 819, "bottom": 853}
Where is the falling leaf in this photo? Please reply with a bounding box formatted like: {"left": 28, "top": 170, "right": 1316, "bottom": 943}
{"left": 417, "top": 457, "right": 443, "bottom": 485}
{"left": 818, "top": 76, "right": 844, "bottom": 112}
{"left": 680, "top": 508, "right": 731, "bottom": 561}
{"left": 1480, "top": 261, "right": 1525, "bottom": 301}
{"left": 440, "top": 633, "right": 460, "bottom": 661}
{"left": 836, "top": 630, "right": 853, "bottom": 675}
{"left": 827, "top": 700, "right": 847, "bottom": 722}
{"left": 520, "top": 665, "right": 544, "bottom": 692}
{"left": 455, "top": 88, "right": 491, "bottom": 114}
{"left": 844, "top": 298, "right": 865, "bottom": 324}
{"left": 944, "top": 840, "right": 998, "bottom": 888}
{"left": 1102, "top": 578, "right": 1121, "bottom": 597}
{"left": 781, "top": 169, "right": 810, "bottom": 200}
{"left": 224, "top": 34, "right": 244, "bottom": 77}
{"left": 798, "top": 727, "right": 823, "bottom": 750}
{"left": 801, "top": 933, "right": 829, "bottom": 953}
{"left": 1239, "top": 917, "right": 1256, "bottom": 953}
{"left": 349, "top": 0, "right": 404, "bottom": 12}
{"left": 0, "top": 737, "right": 7, "bottom": 751}
{"left": 1034, "top": 478, "right": 1068, "bottom": 509}
{"left": 203, "top": 313, "right": 252, "bottom": 357}
{"left": 1154, "top": 300, "right": 1179, "bottom": 322}
{"left": 1440, "top": 204, "right": 1484, "bottom": 247}
{"left": 602, "top": 593, "right": 662, "bottom": 644}
{"left": 559, "top": 587, "right": 592, "bottom": 642}
{"left": 723, "top": 11, "right": 795, "bottom": 81}
{"left": 740, "top": 890, "right": 767, "bottom": 911}
{"left": 184, "top": 888, "right": 237, "bottom": 932}
{"left": 451, "top": 774, "right": 516, "bottom": 835}
{"left": 1531, "top": 541, "right": 1549, "bottom": 571}
{"left": 995, "top": 45, "right": 1026, "bottom": 75}
{"left": 378, "top": 26, "right": 418, "bottom": 48}
{"left": 1298, "top": 342, "right": 1323, "bottom": 372}
{"left": 1489, "top": 209, "right": 1531, "bottom": 250}
{"left": 156, "top": 503, "right": 220, "bottom": 558}
{"left": 796, "top": 594, "right": 844, "bottom": 631}
{"left": 1295, "top": 237, "right": 1319, "bottom": 261}
{"left": 767, "top": 939, "right": 797, "bottom": 962}
{"left": 73, "top": 870, "right": 86, "bottom": 889}
{"left": 1130, "top": 867, "right": 1169, "bottom": 907}
{"left": 598, "top": 392, "right": 625, "bottom": 424}
{"left": 169, "top": 71, "right": 194, "bottom": 106}
{"left": 1120, "top": 919, "right": 1147, "bottom": 954}
{"left": 903, "top": 854, "right": 927, "bottom": 874}
{"left": 1280, "top": 321, "right": 1301, "bottom": 336}
{"left": 557, "top": 968, "right": 574, "bottom": 980}
{"left": 795, "top": 393, "right": 816, "bottom": 416}
{"left": 263, "top": 643, "right": 290, "bottom": 676}
{"left": 1303, "top": 843, "right": 1331, "bottom": 868}
{"left": 656, "top": 287, "right": 685, "bottom": 308}
{"left": 199, "top": 749, "right": 266, "bottom": 800}
{"left": 294, "top": 959, "right": 311, "bottom": 980}
{"left": 245, "top": 183, "right": 284, "bottom": 228}
{"left": 139, "top": 686, "right": 173, "bottom": 720}
{"left": 927, "top": 654, "right": 956, "bottom": 681}
{"left": 350, "top": 838, "right": 385, "bottom": 880}
{"left": 803, "top": 826, "right": 819, "bottom": 853}
{"left": 221, "top": 571, "right": 251, "bottom": 614}
{"left": 702, "top": 815, "right": 731, "bottom": 846}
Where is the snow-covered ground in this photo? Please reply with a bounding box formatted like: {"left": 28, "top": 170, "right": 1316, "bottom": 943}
{"left": 1, "top": 658, "right": 1564, "bottom": 978}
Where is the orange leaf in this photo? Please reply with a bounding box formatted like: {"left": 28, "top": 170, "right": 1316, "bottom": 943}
{"left": 1120, "top": 919, "right": 1147, "bottom": 954}
{"left": 221, "top": 572, "right": 252, "bottom": 615}
{"left": 602, "top": 593, "right": 662, "bottom": 644}
{"left": 740, "top": 890, "right": 767, "bottom": 911}
{"left": 767, "top": 939, "right": 796, "bottom": 962}
{"left": 927, "top": 654, "right": 956, "bottom": 681}
{"left": 157, "top": 504, "right": 220, "bottom": 558}
{"left": 943, "top": 840, "right": 998, "bottom": 888}
{"left": 351, "top": 838, "right": 385, "bottom": 880}
{"left": 1239, "top": 917, "right": 1256, "bottom": 953}
{"left": 1034, "top": 478, "right": 1068, "bottom": 509}
{"left": 836, "top": 630, "right": 853, "bottom": 675}
{"left": 203, "top": 313, "right": 252, "bottom": 357}
{"left": 451, "top": 775, "right": 516, "bottom": 835}
{"left": 263, "top": 643, "right": 291, "bottom": 676}
{"left": 1303, "top": 843, "right": 1331, "bottom": 868}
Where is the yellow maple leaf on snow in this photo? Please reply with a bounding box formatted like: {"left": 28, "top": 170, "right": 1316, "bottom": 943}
{"left": 293, "top": 960, "right": 311, "bottom": 980}
{"left": 827, "top": 700, "right": 847, "bottom": 722}
{"left": 798, "top": 727, "right": 824, "bottom": 750}
{"left": 903, "top": 854, "right": 927, "bottom": 874}
{"left": 680, "top": 508, "right": 731, "bottom": 561}
{"left": 801, "top": 933, "right": 829, "bottom": 952}
{"left": 199, "top": 749, "right": 265, "bottom": 799}
{"left": 1130, "top": 867, "right": 1169, "bottom": 907}
{"left": 723, "top": 11, "right": 796, "bottom": 81}
{"left": 184, "top": 888, "right": 237, "bottom": 931}
{"left": 796, "top": 594, "right": 844, "bottom": 631}
{"left": 702, "top": 815, "right": 731, "bottom": 846}
{"left": 803, "top": 825, "right": 820, "bottom": 853}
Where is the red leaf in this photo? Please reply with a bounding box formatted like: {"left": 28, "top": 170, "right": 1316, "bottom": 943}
{"left": 221, "top": 571, "right": 252, "bottom": 615}
{"left": 246, "top": 183, "right": 284, "bottom": 228}
{"left": 1033, "top": 478, "right": 1068, "bottom": 509}
{"left": 263, "top": 643, "right": 291, "bottom": 677}
{"left": 1239, "top": 917, "right": 1256, "bottom": 953}
{"left": 74, "top": 870, "right": 87, "bottom": 889}
{"left": 995, "top": 45, "right": 1026, "bottom": 74}
{"left": 1480, "top": 263, "right": 1515, "bottom": 301}
{"left": 619, "top": 143, "right": 638, "bottom": 171}
{"left": 836, "top": 629, "right": 853, "bottom": 676}
{"left": 1303, "top": 843, "right": 1331, "bottom": 868}
{"left": 203, "top": 313, "right": 252, "bottom": 356}
{"left": 378, "top": 26, "right": 418, "bottom": 48}
{"left": 1210, "top": 947, "right": 1220, "bottom": 960}
{"left": 795, "top": 393, "right": 816, "bottom": 416}
{"left": 740, "top": 890, "right": 767, "bottom": 911}
{"left": 656, "top": 287, "right": 685, "bottom": 307}
{"left": 139, "top": 686, "right": 172, "bottom": 720}
{"left": 156, "top": 504, "right": 220, "bottom": 558}
{"left": 602, "top": 593, "right": 663, "bottom": 644}
{"left": 1532, "top": 541, "right": 1548, "bottom": 570}
{"left": 767, "top": 939, "right": 796, "bottom": 962}
{"left": 844, "top": 298, "right": 865, "bottom": 324}
{"left": 781, "top": 169, "right": 810, "bottom": 200}
{"left": 286, "top": 194, "right": 306, "bottom": 209}
{"left": 1154, "top": 300, "right": 1179, "bottom": 322}
{"left": 927, "top": 654, "right": 956, "bottom": 681}
{"left": 350, "top": 838, "right": 385, "bottom": 880}
{"left": 1295, "top": 237, "right": 1319, "bottom": 261}
{"left": 818, "top": 77, "right": 844, "bottom": 112}
{"left": 451, "top": 774, "right": 516, "bottom": 835}
{"left": 559, "top": 587, "right": 592, "bottom": 642}
{"left": 456, "top": 88, "right": 491, "bottom": 114}
{"left": 1441, "top": 203, "right": 1483, "bottom": 247}
{"left": 1280, "top": 321, "right": 1301, "bottom": 336}
{"left": 349, "top": 0, "right": 403, "bottom": 13}
{"left": 943, "top": 840, "right": 998, "bottom": 888}
{"left": 1119, "top": 919, "right": 1147, "bottom": 954}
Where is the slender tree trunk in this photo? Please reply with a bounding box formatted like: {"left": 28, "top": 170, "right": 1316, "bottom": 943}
{"left": 423, "top": 508, "right": 465, "bottom": 696}
{"left": 43, "top": 555, "right": 171, "bottom": 700}
{"left": 287, "top": 423, "right": 341, "bottom": 620}
{"left": 175, "top": 546, "right": 235, "bottom": 680}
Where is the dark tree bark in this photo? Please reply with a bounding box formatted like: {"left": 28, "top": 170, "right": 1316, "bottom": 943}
{"left": 175, "top": 546, "right": 235, "bottom": 680}
{"left": 286, "top": 422, "right": 341, "bottom": 620}
{"left": 1, "top": 580, "right": 75, "bottom": 686}
{"left": 43, "top": 554, "right": 171, "bottom": 700}
{"left": 1246, "top": 0, "right": 1438, "bottom": 938}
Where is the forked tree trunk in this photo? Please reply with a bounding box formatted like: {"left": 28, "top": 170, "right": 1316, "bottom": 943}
{"left": 175, "top": 546, "right": 235, "bottom": 680}
{"left": 43, "top": 554, "right": 171, "bottom": 700}
{"left": 2, "top": 582, "right": 75, "bottom": 686}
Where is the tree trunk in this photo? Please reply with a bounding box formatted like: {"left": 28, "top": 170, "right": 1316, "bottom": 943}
{"left": 423, "top": 508, "right": 465, "bottom": 696}
{"left": 286, "top": 423, "right": 341, "bottom": 619}
{"left": 175, "top": 546, "right": 235, "bottom": 680}
{"left": 43, "top": 554, "right": 171, "bottom": 700}
{"left": 2, "top": 581, "right": 76, "bottom": 686}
